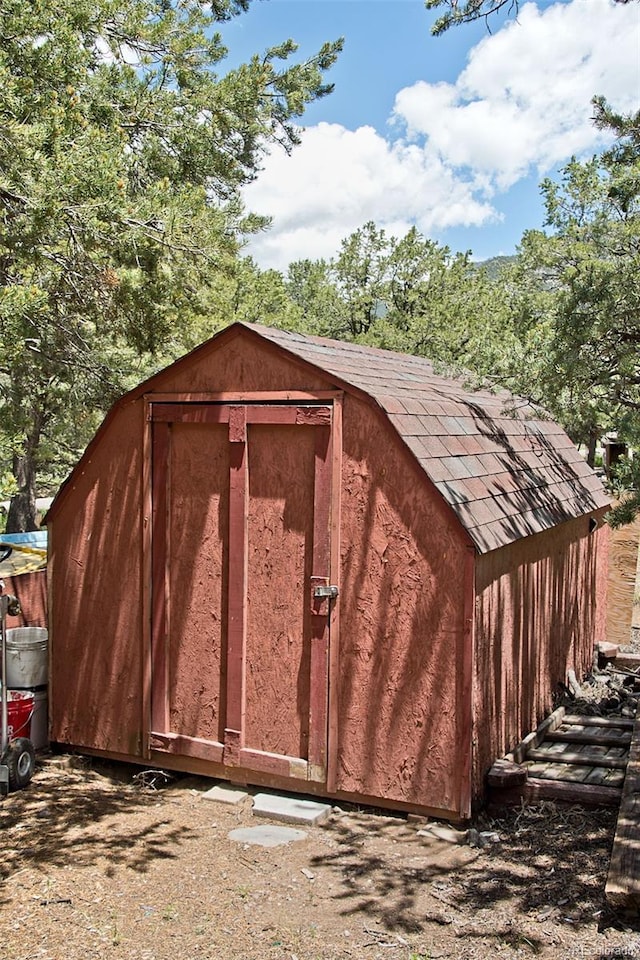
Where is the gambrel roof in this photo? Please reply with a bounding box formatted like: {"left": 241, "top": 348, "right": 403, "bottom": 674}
{"left": 47, "top": 322, "right": 610, "bottom": 554}
{"left": 250, "top": 324, "right": 610, "bottom": 553}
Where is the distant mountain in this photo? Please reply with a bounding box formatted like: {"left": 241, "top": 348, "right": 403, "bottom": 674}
{"left": 476, "top": 255, "right": 517, "bottom": 280}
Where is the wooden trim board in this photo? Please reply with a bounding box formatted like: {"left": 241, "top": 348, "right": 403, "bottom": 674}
{"left": 326, "top": 394, "right": 342, "bottom": 794}
{"left": 606, "top": 712, "right": 640, "bottom": 913}
{"left": 545, "top": 728, "right": 631, "bottom": 748}
{"left": 506, "top": 706, "right": 566, "bottom": 764}
{"left": 491, "top": 777, "right": 622, "bottom": 808}
{"left": 141, "top": 400, "right": 153, "bottom": 760}
{"left": 562, "top": 714, "right": 634, "bottom": 730}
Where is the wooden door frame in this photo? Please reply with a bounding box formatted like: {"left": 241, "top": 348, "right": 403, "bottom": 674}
{"left": 141, "top": 391, "right": 343, "bottom": 785}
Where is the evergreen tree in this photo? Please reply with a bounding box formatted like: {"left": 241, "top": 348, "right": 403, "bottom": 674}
{"left": 511, "top": 104, "right": 640, "bottom": 521}
{"left": 426, "top": 0, "right": 636, "bottom": 35}
{"left": 0, "top": 0, "right": 341, "bottom": 529}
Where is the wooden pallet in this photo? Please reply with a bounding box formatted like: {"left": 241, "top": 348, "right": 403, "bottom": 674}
{"left": 523, "top": 716, "right": 631, "bottom": 792}
{"left": 488, "top": 707, "right": 632, "bottom": 807}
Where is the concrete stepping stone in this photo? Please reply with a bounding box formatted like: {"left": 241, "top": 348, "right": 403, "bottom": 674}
{"left": 252, "top": 792, "right": 331, "bottom": 825}
{"left": 417, "top": 823, "right": 469, "bottom": 844}
{"left": 228, "top": 825, "right": 307, "bottom": 848}
{"left": 201, "top": 783, "right": 248, "bottom": 805}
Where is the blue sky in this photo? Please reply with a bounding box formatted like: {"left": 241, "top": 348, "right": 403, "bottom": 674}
{"left": 221, "top": 0, "right": 639, "bottom": 270}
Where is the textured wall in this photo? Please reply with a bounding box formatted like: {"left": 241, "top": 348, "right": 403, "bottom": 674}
{"left": 472, "top": 513, "right": 609, "bottom": 794}
{"left": 152, "top": 334, "right": 329, "bottom": 396}
{"left": 244, "top": 423, "right": 316, "bottom": 759}
{"left": 336, "top": 394, "right": 472, "bottom": 815}
{"left": 166, "top": 421, "right": 229, "bottom": 745}
{"left": 2, "top": 571, "right": 47, "bottom": 629}
{"left": 49, "top": 399, "right": 145, "bottom": 756}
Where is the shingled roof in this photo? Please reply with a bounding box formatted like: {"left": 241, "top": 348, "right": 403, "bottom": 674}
{"left": 247, "top": 323, "right": 610, "bottom": 554}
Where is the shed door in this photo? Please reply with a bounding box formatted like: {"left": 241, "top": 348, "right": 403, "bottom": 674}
{"left": 149, "top": 403, "right": 333, "bottom": 783}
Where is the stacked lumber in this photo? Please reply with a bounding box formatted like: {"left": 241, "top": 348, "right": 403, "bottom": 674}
{"left": 607, "top": 513, "right": 640, "bottom": 648}
{"left": 635, "top": 533, "right": 640, "bottom": 634}
{"left": 605, "top": 713, "right": 640, "bottom": 914}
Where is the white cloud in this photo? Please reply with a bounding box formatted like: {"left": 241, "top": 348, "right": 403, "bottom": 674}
{"left": 394, "top": 0, "right": 639, "bottom": 189}
{"left": 244, "top": 122, "right": 496, "bottom": 267}
{"left": 94, "top": 35, "right": 141, "bottom": 66}
{"left": 243, "top": 0, "right": 639, "bottom": 271}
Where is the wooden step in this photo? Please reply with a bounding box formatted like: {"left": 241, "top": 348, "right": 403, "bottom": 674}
{"left": 563, "top": 713, "right": 635, "bottom": 730}
{"left": 489, "top": 708, "right": 634, "bottom": 811}
{"left": 524, "top": 761, "right": 593, "bottom": 783}
{"left": 524, "top": 761, "right": 626, "bottom": 788}
{"left": 546, "top": 727, "right": 632, "bottom": 748}
{"left": 491, "top": 777, "right": 622, "bottom": 808}
{"left": 584, "top": 766, "right": 626, "bottom": 788}
{"left": 587, "top": 745, "right": 629, "bottom": 759}
{"left": 526, "top": 747, "right": 627, "bottom": 770}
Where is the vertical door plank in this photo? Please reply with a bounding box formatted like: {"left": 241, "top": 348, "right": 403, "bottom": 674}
{"left": 151, "top": 421, "right": 170, "bottom": 734}
{"left": 243, "top": 423, "right": 315, "bottom": 762}
{"left": 167, "top": 423, "right": 228, "bottom": 748}
{"left": 224, "top": 408, "right": 248, "bottom": 764}
{"left": 326, "top": 395, "right": 343, "bottom": 793}
{"left": 308, "top": 424, "right": 332, "bottom": 779}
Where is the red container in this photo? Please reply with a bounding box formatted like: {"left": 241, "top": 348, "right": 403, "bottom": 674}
{"left": 7, "top": 690, "right": 34, "bottom": 740}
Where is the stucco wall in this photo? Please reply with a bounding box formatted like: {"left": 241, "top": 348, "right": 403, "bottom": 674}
{"left": 49, "top": 399, "right": 145, "bottom": 756}
{"left": 336, "top": 395, "right": 473, "bottom": 815}
{"left": 472, "top": 513, "right": 609, "bottom": 794}
{"left": 152, "top": 333, "right": 329, "bottom": 395}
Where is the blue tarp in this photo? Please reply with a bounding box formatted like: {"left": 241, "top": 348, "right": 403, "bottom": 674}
{"left": 0, "top": 531, "right": 47, "bottom": 577}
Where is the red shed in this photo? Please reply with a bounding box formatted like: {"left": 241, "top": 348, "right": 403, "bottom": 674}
{"left": 46, "top": 323, "right": 610, "bottom": 820}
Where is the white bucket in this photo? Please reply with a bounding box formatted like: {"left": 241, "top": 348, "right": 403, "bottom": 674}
{"left": 6, "top": 627, "right": 48, "bottom": 689}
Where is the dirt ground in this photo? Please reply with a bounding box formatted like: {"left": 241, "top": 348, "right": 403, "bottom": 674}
{"left": 1, "top": 756, "right": 639, "bottom": 960}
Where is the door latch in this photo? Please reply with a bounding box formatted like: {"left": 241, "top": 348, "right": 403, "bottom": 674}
{"left": 313, "top": 584, "right": 339, "bottom": 600}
